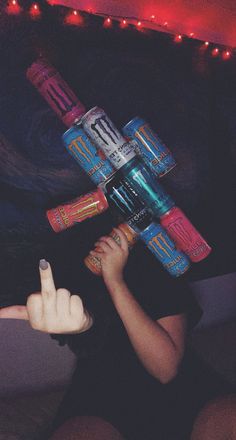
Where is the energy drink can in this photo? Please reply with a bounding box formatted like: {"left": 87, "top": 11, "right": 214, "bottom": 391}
{"left": 46, "top": 188, "right": 108, "bottom": 232}
{"left": 81, "top": 107, "right": 136, "bottom": 169}
{"left": 122, "top": 117, "right": 176, "bottom": 177}
{"left": 140, "top": 222, "right": 190, "bottom": 277}
{"left": 26, "top": 58, "right": 86, "bottom": 127}
{"left": 84, "top": 223, "right": 138, "bottom": 275}
{"left": 63, "top": 124, "right": 114, "bottom": 185}
{"left": 101, "top": 170, "right": 153, "bottom": 232}
{"left": 160, "top": 207, "right": 212, "bottom": 263}
{"left": 121, "top": 157, "right": 175, "bottom": 218}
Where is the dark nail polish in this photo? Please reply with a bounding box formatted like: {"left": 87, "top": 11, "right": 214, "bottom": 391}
{"left": 39, "top": 259, "right": 48, "bottom": 270}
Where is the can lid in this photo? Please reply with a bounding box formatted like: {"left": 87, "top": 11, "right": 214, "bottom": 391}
{"left": 118, "top": 223, "right": 139, "bottom": 239}
{"left": 141, "top": 221, "right": 156, "bottom": 234}
{"left": 62, "top": 105, "right": 86, "bottom": 128}
{"left": 122, "top": 116, "right": 144, "bottom": 131}
{"left": 98, "top": 171, "right": 117, "bottom": 194}
{"left": 97, "top": 188, "right": 109, "bottom": 210}
{"left": 161, "top": 206, "right": 176, "bottom": 218}
{"left": 81, "top": 106, "right": 103, "bottom": 124}
{"left": 26, "top": 58, "right": 56, "bottom": 82}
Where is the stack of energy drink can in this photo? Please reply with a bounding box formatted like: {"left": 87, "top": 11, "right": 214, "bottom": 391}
{"left": 26, "top": 60, "right": 212, "bottom": 277}
{"left": 81, "top": 107, "right": 211, "bottom": 264}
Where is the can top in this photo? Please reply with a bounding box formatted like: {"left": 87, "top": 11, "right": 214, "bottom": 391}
{"left": 97, "top": 187, "right": 109, "bottom": 209}
{"left": 98, "top": 171, "right": 117, "bottom": 194}
{"left": 123, "top": 116, "right": 145, "bottom": 131}
{"left": 26, "top": 58, "right": 57, "bottom": 82}
{"left": 141, "top": 221, "right": 161, "bottom": 235}
{"left": 63, "top": 108, "right": 86, "bottom": 129}
{"left": 81, "top": 106, "right": 104, "bottom": 123}
{"left": 118, "top": 223, "right": 139, "bottom": 241}
{"left": 62, "top": 121, "right": 85, "bottom": 140}
{"left": 160, "top": 206, "right": 176, "bottom": 218}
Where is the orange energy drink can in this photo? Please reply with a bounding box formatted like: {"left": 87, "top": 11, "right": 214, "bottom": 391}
{"left": 47, "top": 188, "right": 108, "bottom": 232}
{"left": 84, "top": 223, "right": 138, "bottom": 275}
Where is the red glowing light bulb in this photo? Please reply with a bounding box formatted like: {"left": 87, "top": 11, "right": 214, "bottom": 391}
{"left": 204, "top": 41, "right": 209, "bottom": 46}
{"left": 6, "top": 0, "right": 22, "bottom": 14}
{"left": 103, "top": 17, "right": 112, "bottom": 28}
{"left": 64, "top": 9, "right": 83, "bottom": 26}
{"left": 29, "top": 2, "right": 41, "bottom": 18}
{"left": 174, "top": 34, "right": 183, "bottom": 43}
{"left": 222, "top": 50, "right": 231, "bottom": 60}
{"left": 150, "top": 15, "right": 156, "bottom": 20}
{"left": 163, "top": 21, "right": 168, "bottom": 27}
{"left": 137, "top": 21, "right": 142, "bottom": 27}
{"left": 189, "top": 32, "right": 195, "bottom": 38}
{"left": 120, "top": 18, "right": 127, "bottom": 29}
{"left": 212, "top": 47, "right": 219, "bottom": 57}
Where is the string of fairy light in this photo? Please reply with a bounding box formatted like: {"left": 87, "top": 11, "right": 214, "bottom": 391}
{"left": 4, "top": 0, "right": 234, "bottom": 62}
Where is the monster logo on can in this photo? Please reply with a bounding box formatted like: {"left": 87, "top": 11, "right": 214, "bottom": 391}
{"left": 122, "top": 117, "right": 176, "bottom": 177}
{"left": 121, "top": 157, "right": 175, "bottom": 218}
{"left": 101, "top": 171, "right": 153, "bottom": 232}
{"left": 47, "top": 188, "right": 108, "bottom": 232}
{"left": 140, "top": 222, "right": 190, "bottom": 277}
{"left": 26, "top": 58, "right": 86, "bottom": 127}
{"left": 81, "top": 107, "right": 136, "bottom": 169}
{"left": 63, "top": 124, "right": 114, "bottom": 185}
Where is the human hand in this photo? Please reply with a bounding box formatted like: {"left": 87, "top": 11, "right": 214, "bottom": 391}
{"left": 90, "top": 228, "right": 129, "bottom": 286}
{"left": 0, "top": 260, "right": 93, "bottom": 334}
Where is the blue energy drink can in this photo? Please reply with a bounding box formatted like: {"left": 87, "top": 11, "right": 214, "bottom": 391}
{"left": 140, "top": 222, "right": 190, "bottom": 277}
{"left": 63, "top": 123, "right": 114, "bottom": 185}
{"left": 121, "top": 157, "right": 175, "bottom": 217}
{"left": 81, "top": 107, "right": 136, "bottom": 170}
{"left": 122, "top": 117, "right": 176, "bottom": 177}
{"left": 100, "top": 170, "right": 153, "bottom": 232}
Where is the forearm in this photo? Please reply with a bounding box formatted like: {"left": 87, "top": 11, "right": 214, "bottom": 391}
{"left": 106, "top": 278, "right": 185, "bottom": 383}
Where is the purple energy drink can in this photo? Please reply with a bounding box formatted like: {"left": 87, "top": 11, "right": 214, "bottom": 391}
{"left": 122, "top": 117, "right": 176, "bottom": 177}
{"left": 63, "top": 123, "right": 115, "bottom": 185}
{"left": 81, "top": 107, "right": 136, "bottom": 170}
{"left": 140, "top": 222, "right": 190, "bottom": 277}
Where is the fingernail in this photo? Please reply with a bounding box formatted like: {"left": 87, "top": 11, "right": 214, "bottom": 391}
{"left": 39, "top": 259, "right": 48, "bottom": 270}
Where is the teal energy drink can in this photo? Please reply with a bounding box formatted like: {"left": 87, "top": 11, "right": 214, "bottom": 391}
{"left": 121, "top": 157, "right": 175, "bottom": 217}
{"left": 122, "top": 117, "right": 176, "bottom": 177}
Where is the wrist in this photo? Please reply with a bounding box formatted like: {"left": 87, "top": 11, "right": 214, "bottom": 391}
{"left": 104, "top": 276, "right": 128, "bottom": 296}
{"left": 80, "top": 310, "right": 94, "bottom": 333}
{"left": 104, "top": 274, "right": 125, "bottom": 288}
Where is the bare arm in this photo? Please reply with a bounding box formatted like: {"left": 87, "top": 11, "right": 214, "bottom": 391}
{"left": 91, "top": 229, "right": 187, "bottom": 383}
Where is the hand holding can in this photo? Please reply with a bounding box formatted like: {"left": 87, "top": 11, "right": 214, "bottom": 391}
{"left": 84, "top": 223, "right": 138, "bottom": 276}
